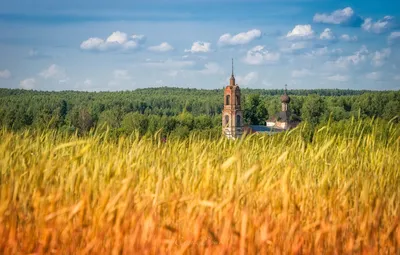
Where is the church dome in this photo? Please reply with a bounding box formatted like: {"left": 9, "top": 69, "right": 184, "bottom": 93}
{"left": 281, "top": 93, "right": 290, "bottom": 103}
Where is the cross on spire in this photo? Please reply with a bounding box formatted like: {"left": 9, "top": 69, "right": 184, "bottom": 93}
{"left": 231, "top": 58, "right": 234, "bottom": 77}
{"left": 285, "top": 84, "right": 288, "bottom": 93}
{"left": 229, "top": 58, "right": 236, "bottom": 86}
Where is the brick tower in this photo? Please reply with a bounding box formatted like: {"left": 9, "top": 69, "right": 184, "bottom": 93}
{"left": 222, "top": 59, "right": 243, "bottom": 139}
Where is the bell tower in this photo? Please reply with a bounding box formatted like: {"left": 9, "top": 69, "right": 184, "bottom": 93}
{"left": 222, "top": 59, "right": 243, "bottom": 139}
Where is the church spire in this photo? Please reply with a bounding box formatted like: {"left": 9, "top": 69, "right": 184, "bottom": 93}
{"left": 230, "top": 58, "right": 235, "bottom": 86}
{"left": 232, "top": 58, "right": 234, "bottom": 77}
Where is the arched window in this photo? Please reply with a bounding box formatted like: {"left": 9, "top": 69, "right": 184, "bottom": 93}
{"left": 226, "top": 95, "right": 231, "bottom": 105}
{"left": 236, "top": 115, "right": 241, "bottom": 127}
{"left": 225, "top": 115, "right": 230, "bottom": 126}
{"left": 236, "top": 95, "right": 240, "bottom": 105}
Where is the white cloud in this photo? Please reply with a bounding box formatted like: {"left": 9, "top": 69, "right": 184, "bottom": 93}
{"left": 291, "top": 69, "right": 313, "bottom": 78}
{"left": 106, "top": 31, "right": 128, "bottom": 44}
{"left": 286, "top": 25, "right": 315, "bottom": 40}
{"left": 148, "top": 42, "right": 174, "bottom": 52}
{"left": 320, "top": 28, "right": 336, "bottom": 40}
{"left": 362, "top": 16, "right": 397, "bottom": 34}
{"left": 0, "top": 69, "right": 11, "bottom": 79}
{"left": 185, "top": 41, "right": 211, "bottom": 53}
{"left": 327, "top": 74, "right": 349, "bottom": 82}
{"left": 199, "top": 62, "right": 223, "bottom": 75}
{"left": 131, "top": 35, "right": 146, "bottom": 44}
{"left": 280, "top": 42, "right": 308, "bottom": 53}
{"left": 334, "top": 45, "right": 368, "bottom": 68}
{"left": 305, "top": 47, "right": 329, "bottom": 57}
{"left": 388, "top": 31, "right": 400, "bottom": 44}
{"left": 243, "top": 45, "right": 280, "bottom": 65}
{"left": 39, "top": 64, "right": 66, "bottom": 80}
{"left": 80, "top": 37, "right": 106, "bottom": 51}
{"left": 218, "top": 29, "right": 262, "bottom": 46}
{"left": 80, "top": 31, "right": 145, "bottom": 51}
{"left": 340, "top": 34, "right": 358, "bottom": 42}
{"left": 20, "top": 78, "right": 36, "bottom": 90}
{"left": 372, "top": 48, "right": 391, "bottom": 67}
{"left": 366, "top": 72, "right": 381, "bottom": 80}
{"left": 235, "top": 72, "right": 259, "bottom": 86}
{"left": 313, "top": 7, "right": 361, "bottom": 26}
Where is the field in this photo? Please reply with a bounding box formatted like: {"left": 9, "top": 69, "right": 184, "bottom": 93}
{"left": 1, "top": 118, "right": 399, "bottom": 254}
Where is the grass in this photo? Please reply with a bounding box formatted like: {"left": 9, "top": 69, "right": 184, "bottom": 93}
{"left": 0, "top": 118, "right": 399, "bottom": 254}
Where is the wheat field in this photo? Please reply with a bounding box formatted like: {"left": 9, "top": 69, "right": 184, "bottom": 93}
{"left": 1, "top": 119, "right": 399, "bottom": 254}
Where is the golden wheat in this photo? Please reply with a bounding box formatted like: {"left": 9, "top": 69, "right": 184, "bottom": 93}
{"left": 0, "top": 119, "right": 399, "bottom": 254}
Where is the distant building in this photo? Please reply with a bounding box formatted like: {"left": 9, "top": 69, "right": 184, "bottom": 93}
{"left": 222, "top": 62, "right": 298, "bottom": 139}
{"left": 222, "top": 60, "right": 244, "bottom": 139}
{"left": 266, "top": 85, "right": 295, "bottom": 130}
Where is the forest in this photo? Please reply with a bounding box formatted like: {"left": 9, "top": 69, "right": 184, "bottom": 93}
{"left": 0, "top": 87, "right": 399, "bottom": 138}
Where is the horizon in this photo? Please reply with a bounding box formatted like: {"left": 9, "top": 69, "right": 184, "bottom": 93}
{"left": 1, "top": 86, "right": 395, "bottom": 94}
{"left": 0, "top": 0, "right": 399, "bottom": 91}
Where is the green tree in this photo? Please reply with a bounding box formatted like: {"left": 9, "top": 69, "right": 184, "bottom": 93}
{"left": 71, "top": 108, "right": 94, "bottom": 134}
{"left": 121, "top": 112, "right": 149, "bottom": 136}
{"left": 244, "top": 94, "right": 268, "bottom": 125}
{"left": 301, "top": 94, "right": 327, "bottom": 126}
{"left": 98, "top": 109, "right": 121, "bottom": 129}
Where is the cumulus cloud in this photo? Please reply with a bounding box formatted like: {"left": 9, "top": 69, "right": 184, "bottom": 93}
{"left": 185, "top": 41, "right": 211, "bottom": 53}
{"left": 218, "top": 29, "right": 262, "bottom": 46}
{"left": 80, "top": 31, "right": 145, "bottom": 51}
{"left": 388, "top": 31, "right": 400, "bottom": 44}
{"left": 372, "top": 48, "right": 391, "bottom": 67}
{"left": 39, "top": 64, "right": 66, "bottom": 80}
{"left": 0, "top": 69, "right": 11, "bottom": 79}
{"left": 20, "top": 78, "right": 36, "bottom": 90}
{"left": 327, "top": 74, "right": 349, "bottom": 82}
{"left": 320, "top": 28, "right": 336, "bottom": 40}
{"left": 340, "top": 34, "right": 358, "bottom": 42}
{"left": 291, "top": 69, "right": 313, "bottom": 78}
{"left": 313, "top": 7, "right": 363, "bottom": 26}
{"left": 334, "top": 45, "right": 369, "bottom": 68}
{"left": 362, "top": 16, "right": 397, "bottom": 34}
{"left": 107, "top": 31, "right": 128, "bottom": 44}
{"left": 243, "top": 46, "right": 280, "bottom": 65}
{"left": 131, "top": 35, "right": 146, "bottom": 44}
{"left": 286, "top": 25, "right": 315, "bottom": 40}
{"left": 199, "top": 62, "right": 223, "bottom": 75}
{"left": 366, "top": 72, "right": 382, "bottom": 80}
{"left": 148, "top": 42, "right": 174, "bottom": 52}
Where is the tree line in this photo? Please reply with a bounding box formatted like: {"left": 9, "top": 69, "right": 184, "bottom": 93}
{"left": 0, "top": 87, "right": 399, "bottom": 138}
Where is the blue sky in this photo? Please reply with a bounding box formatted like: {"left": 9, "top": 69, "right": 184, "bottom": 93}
{"left": 0, "top": 0, "right": 399, "bottom": 91}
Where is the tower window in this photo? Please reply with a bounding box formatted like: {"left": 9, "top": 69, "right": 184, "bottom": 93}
{"left": 236, "top": 95, "right": 240, "bottom": 105}
{"left": 236, "top": 115, "right": 241, "bottom": 127}
{"left": 225, "top": 115, "right": 230, "bottom": 126}
{"left": 226, "top": 95, "right": 231, "bottom": 105}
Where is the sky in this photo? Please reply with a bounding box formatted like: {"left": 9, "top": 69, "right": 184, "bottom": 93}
{"left": 0, "top": 0, "right": 399, "bottom": 91}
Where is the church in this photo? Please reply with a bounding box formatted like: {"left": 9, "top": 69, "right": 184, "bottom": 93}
{"left": 222, "top": 61, "right": 295, "bottom": 139}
